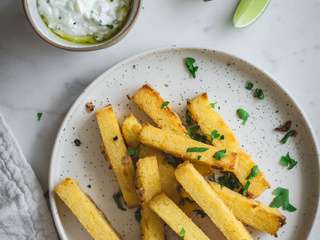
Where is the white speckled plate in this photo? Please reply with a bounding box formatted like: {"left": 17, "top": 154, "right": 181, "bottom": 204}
{"left": 49, "top": 48, "right": 319, "bottom": 240}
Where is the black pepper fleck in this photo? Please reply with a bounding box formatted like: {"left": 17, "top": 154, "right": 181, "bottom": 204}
{"left": 74, "top": 139, "right": 81, "bottom": 146}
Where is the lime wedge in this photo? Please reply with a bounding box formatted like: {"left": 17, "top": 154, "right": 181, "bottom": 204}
{"left": 233, "top": 0, "right": 271, "bottom": 28}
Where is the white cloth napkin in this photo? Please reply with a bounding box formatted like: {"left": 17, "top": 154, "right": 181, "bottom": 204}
{"left": 0, "top": 115, "right": 58, "bottom": 240}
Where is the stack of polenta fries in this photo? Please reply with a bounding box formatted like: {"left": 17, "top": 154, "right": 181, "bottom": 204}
{"left": 54, "top": 84, "right": 286, "bottom": 240}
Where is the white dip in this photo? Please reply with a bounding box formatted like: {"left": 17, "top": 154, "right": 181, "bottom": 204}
{"left": 37, "top": 0, "right": 130, "bottom": 42}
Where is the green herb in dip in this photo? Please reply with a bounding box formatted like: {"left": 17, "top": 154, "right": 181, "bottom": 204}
{"left": 37, "top": 0, "right": 130, "bottom": 43}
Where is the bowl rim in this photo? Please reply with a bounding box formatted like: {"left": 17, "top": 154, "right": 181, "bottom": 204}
{"left": 48, "top": 46, "right": 320, "bottom": 240}
{"left": 22, "top": 0, "right": 141, "bottom": 51}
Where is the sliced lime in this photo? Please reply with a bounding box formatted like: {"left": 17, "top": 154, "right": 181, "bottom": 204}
{"left": 233, "top": 0, "right": 271, "bottom": 28}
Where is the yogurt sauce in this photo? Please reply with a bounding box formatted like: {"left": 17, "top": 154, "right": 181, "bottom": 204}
{"left": 37, "top": 0, "right": 130, "bottom": 43}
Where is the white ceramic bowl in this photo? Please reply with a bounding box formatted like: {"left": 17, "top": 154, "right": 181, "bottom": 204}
{"left": 23, "top": 0, "right": 141, "bottom": 51}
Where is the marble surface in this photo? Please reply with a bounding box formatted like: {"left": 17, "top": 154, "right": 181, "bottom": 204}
{"left": 0, "top": 0, "right": 319, "bottom": 238}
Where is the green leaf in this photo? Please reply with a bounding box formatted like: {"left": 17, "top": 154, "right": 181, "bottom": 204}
{"left": 128, "top": 147, "right": 139, "bottom": 161}
{"left": 185, "top": 57, "right": 199, "bottom": 78}
{"left": 217, "top": 172, "right": 241, "bottom": 191}
{"left": 179, "top": 228, "right": 186, "bottom": 239}
{"left": 241, "top": 180, "right": 251, "bottom": 196}
{"left": 186, "top": 147, "right": 209, "bottom": 153}
{"left": 269, "top": 187, "right": 297, "bottom": 212}
{"left": 37, "top": 112, "right": 43, "bottom": 121}
{"left": 253, "top": 88, "right": 265, "bottom": 100}
{"left": 246, "top": 165, "right": 259, "bottom": 180}
{"left": 210, "top": 102, "right": 217, "bottom": 109}
{"left": 280, "top": 130, "right": 297, "bottom": 144}
{"left": 280, "top": 152, "right": 298, "bottom": 170}
{"left": 236, "top": 108, "right": 249, "bottom": 125}
{"left": 245, "top": 81, "right": 254, "bottom": 90}
{"left": 214, "top": 149, "right": 227, "bottom": 160}
{"left": 211, "top": 130, "right": 224, "bottom": 140}
{"left": 233, "top": 0, "right": 271, "bottom": 28}
{"left": 161, "top": 101, "right": 170, "bottom": 109}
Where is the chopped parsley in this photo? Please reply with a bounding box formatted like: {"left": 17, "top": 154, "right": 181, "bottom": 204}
{"left": 113, "top": 191, "right": 126, "bottom": 211}
{"left": 166, "top": 155, "right": 183, "bottom": 167}
{"left": 187, "top": 125, "right": 207, "bottom": 143}
{"left": 210, "top": 102, "right": 217, "bottom": 109}
{"left": 247, "top": 165, "right": 260, "bottom": 180}
{"left": 134, "top": 208, "right": 141, "bottom": 222}
{"left": 214, "top": 149, "right": 226, "bottom": 160}
{"left": 253, "top": 88, "right": 265, "bottom": 100}
{"left": 37, "top": 112, "right": 43, "bottom": 121}
{"left": 74, "top": 139, "right": 81, "bottom": 147}
{"left": 161, "top": 101, "right": 170, "bottom": 109}
{"left": 217, "top": 172, "right": 241, "bottom": 190}
{"left": 179, "top": 228, "right": 186, "bottom": 239}
{"left": 128, "top": 147, "right": 139, "bottom": 162}
{"left": 242, "top": 165, "right": 259, "bottom": 196}
{"left": 236, "top": 108, "right": 249, "bottom": 125}
{"left": 269, "top": 187, "right": 297, "bottom": 212}
{"left": 275, "top": 120, "right": 292, "bottom": 132}
{"left": 280, "top": 153, "right": 298, "bottom": 170}
{"left": 197, "top": 155, "right": 202, "bottom": 160}
{"left": 245, "top": 81, "right": 254, "bottom": 90}
{"left": 211, "top": 130, "right": 224, "bottom": 140}
{"left": 185, "top": 57, "right": 199, "bottom": 78}
{"left": 241, "top": 181, "right": 251, "bottom": 196}
{"left": 280, "top": 130, "right": 297, "bottom": 144}
{"left": 193, "top": 209, "right": 206, "bottom": 218}
{"left": 186, "top": 147, "right": 209, "bottom": 153}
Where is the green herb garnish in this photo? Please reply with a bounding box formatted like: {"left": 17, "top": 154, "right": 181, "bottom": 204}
{"left": 128, "top": 147, "right": 139, "bottom": 161}
{"left": 134, "top": 208, "right": 141, "bottom": 222}
{"left": 210, "top": 102, "right": 217, "bottom": 109}
{"left": 211, "top": 130, "right": 224, "bottom": 140}
{"left": 166, "top": 155, "right": 183, "bottom": 167}
{"left": 37, "top": 112, "right": 43, "bottom": 121}
{"left": 245, "top": 81, "right": 254, "bottom": 90}
{"left": 217, "top": 172, "right": 241, "bottom": 191}
{"left": 253, "top": 88, "right": 265, "bottom": 99}
{"left": 185, "top": 57, "right": 198, "bottom": 78}
{"left": 193, "top": 209, "right": 206, "bottom": 218}
{"left": 280, "top": 153, "right": 298, "bottom": 170}
{"left": 161, "top": 101, "right": 170, "bottom": 109}
{"left": 280, "top": 130, "right": 297, "bottom": 144}
{"left": 236, "top": 108, "right": 249, "bottom": 125}
{"left": 242, "top": 165, "right": 259, "bottom": 196}
{"left": 187, "top": 125, "right": 207, "bottom": 143}
{"left": 186, "top": 147, "right": 209, "bottom": 153}
{"left": 247, "top": 165, "right": 259, "bottom": 180}
{"left": 214, "top": 149, "right": 226, "bottom": 160}
{"left": 197, "top": 155, "right": 202, "bottom": 160}
{"left": 113, "top": 191, "right": 126, "bottom": 211}
{"left": 179, "top": 228, "right": 186, "bottom": 239}
{"left": 241, "top": 181, "right": 251, "bottom": 196}
{"left": 269, "top": 187, "right": 297, "bottom": 212}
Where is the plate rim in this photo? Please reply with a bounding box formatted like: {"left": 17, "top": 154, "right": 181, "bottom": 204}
{"left": 48, "top": 46, "right": 320, "bottom": 240}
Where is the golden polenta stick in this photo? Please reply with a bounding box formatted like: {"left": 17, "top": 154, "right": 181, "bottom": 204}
{"left": 55, "top": 178, "right": 121, "bottom": 240}
{"left": 132, "top": 84, "right": 187, "bottom": 134}
{"left": 209, "top": 181, "right": 286, "bottom": 236}
{"left": 139, "top": 124, "right": 237, "bottom": 169}
{"left": 187, "top": 93, "right": 270, "bottom": 198}
{"left": 175, "top": 162, "right": 253, "bottom": 240}
{"left": 136, "top": 157, "right": 165, "bottom": 240}
{"left": 149, "top": 193, "right": 210, "bottom": 240}
{"left": 139, "top": 145, "right": 181, "bottom": 204}
{"left": 121, "top": 113, "right": 142, "bottom": 147}
{"left": 96, "top": 105, "right": 138, "bottom": 207}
